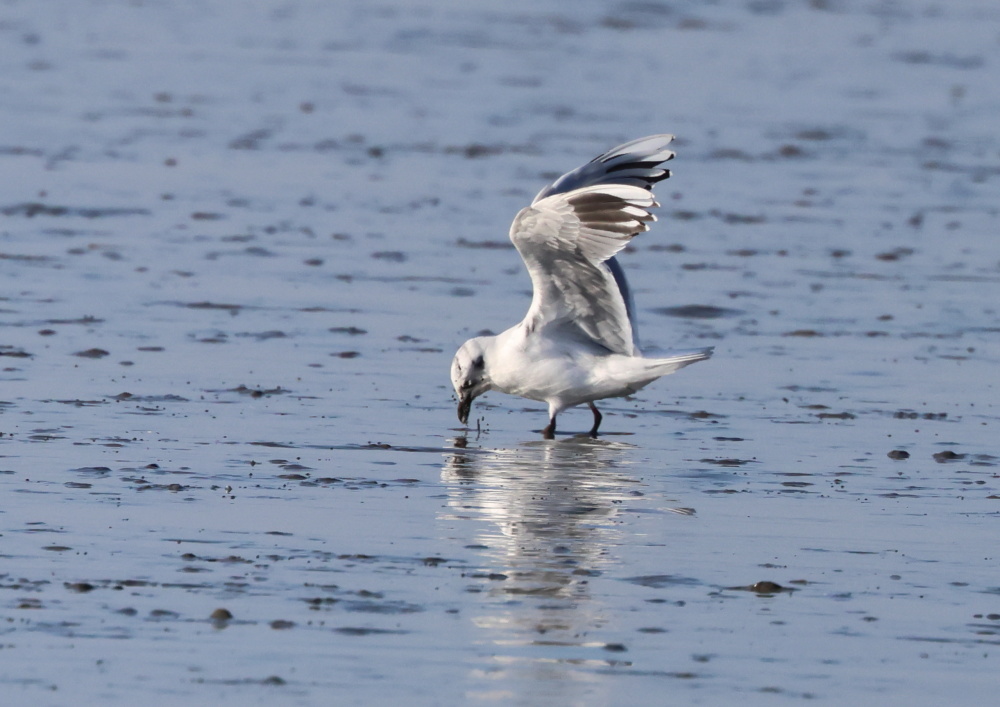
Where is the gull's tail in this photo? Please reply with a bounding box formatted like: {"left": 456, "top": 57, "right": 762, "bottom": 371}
{"left": 643, "top": 347, "right": 714, "bottom": 378}
{"left": 606, "top": 346, "right": 714, "bottom": 397}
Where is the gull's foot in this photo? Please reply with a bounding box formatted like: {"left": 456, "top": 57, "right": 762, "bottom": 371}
{"left": 542, "top": 418, "right": 556, "bottom": 439}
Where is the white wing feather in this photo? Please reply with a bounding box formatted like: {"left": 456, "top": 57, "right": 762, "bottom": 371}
{"left": 510, "top": 184, "right": 658, "bottom": 356}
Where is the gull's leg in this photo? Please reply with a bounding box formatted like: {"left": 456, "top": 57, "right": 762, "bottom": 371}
{"left": 588, "top": 403, "right": 602, "bottom": 438}
{"left": 542, "top": 402, "right": 559, "bottom": 439}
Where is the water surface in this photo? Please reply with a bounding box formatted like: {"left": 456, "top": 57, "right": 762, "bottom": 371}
{"left": 2, "top": 1, "right": 998, "bottom": 704}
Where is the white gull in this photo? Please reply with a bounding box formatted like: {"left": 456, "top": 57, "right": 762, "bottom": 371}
{"left": 451, "top": 135, "right": 713, "bottom": 438}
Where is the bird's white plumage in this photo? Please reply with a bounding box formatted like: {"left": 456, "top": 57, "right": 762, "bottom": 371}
{"left": 451, "top": 134, "right": 713, "bottom": 437}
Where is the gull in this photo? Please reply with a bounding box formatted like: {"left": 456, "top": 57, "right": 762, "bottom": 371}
{"left": 451, "top": 135, "right": 713, "bottom": 438}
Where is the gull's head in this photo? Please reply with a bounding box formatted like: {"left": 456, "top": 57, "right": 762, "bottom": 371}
{"left": 451, "top": 337, "right": 492, "bottom": 426}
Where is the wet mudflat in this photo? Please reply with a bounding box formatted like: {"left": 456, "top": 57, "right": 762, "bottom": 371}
{"left": 2, "top": 1, "right": 999, "bottom": 704}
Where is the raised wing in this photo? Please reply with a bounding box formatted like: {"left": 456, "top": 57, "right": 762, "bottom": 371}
{"left": 529, "top": 135, "right": 675, "bottom": 350}
{"left": 510, "top": 183, "right": 658, "bottom": 356}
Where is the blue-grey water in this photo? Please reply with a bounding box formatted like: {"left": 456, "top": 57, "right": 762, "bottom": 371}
{"left": 2, "top": 1, "right": 998, "bottom": 705}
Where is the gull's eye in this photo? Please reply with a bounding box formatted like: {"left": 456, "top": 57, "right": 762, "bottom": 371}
{"left": 473, "top": 355, "right": 484, "bottom": 369}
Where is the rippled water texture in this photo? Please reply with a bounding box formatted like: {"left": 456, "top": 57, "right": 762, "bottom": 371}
{"left": 2, "top": 1, "right": 998, "bottom": 704}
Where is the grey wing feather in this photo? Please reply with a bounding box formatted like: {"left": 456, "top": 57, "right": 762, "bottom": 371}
{"left": 532, "top": 134, "right": 675, "bottom": 203}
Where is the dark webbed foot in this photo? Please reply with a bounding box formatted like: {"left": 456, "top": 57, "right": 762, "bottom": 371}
{"left": 542, "top": 417, "right": 556, "bottom": 439}
{"left": 588, "top": 402, "right": 602, "bottom": 438}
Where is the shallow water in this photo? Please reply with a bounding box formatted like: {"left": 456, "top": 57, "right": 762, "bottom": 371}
{"left": 2, "top": 0, "right": 999, "bottom": 704}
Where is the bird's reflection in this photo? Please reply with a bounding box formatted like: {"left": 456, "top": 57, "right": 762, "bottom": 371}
{"left": 440, "top": 435, "right": 641, "bottom": 698}
{"left": 443, "top": 436, "right": 639, "bottom": 579}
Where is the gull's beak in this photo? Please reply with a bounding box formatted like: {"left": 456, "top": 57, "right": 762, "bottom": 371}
{"left": 457, "top": 393, "right": 472, "bottom": 425}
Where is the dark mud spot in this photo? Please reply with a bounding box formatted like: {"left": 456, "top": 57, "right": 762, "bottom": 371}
{"left": 710, "top": 148, "right": 755, "bottom": 161}
{"left": 235, "top": 330, "right": 287, "bottom": 341}
{"left": 70, "top": 466, "right": 113, "bottom": 474}
{"left": 226, "top": 385, "right": 287, "bottom": 398}
{"left": 184, "top": 301, "right": 245, "bottom": 313}
{"left": 1, "top": 202, "right": 150, "bottom": 218}
{"left": 456, "top": 238, "right": 516, "bottom": 250}
{"left": 775, "top": 144, "right": 807, "bottom": 158}
{"left": 894, "top": 410, "right": 948, "bottom": 420}
{"left": 796, "top": 129, "right": 833, "bottom": 141}
{"left": 65, "top": 582, "right": 95, "bottom": 593}
{"left": 816, "top": 412, "right": 855, "bottom": 420}
{"left": 729, "top": 581, "right": 795, "bottom": 595}
{"left": 74, "top": 348, "right": 110, "bottom": 358}
{"left": 303, "top": 597, "right": 340, "bottom": 609}
{"left": 229, "top": 127, "right": 274, "bottom": 150}
{"left": 112, "top": 392, "right": 188, "bottom": 403}
{"left": 329, "top": 326, "right": 367, "bottom": 335}
{"left": 653, "top": 305, "right": 742, "bottom": 319}
{"left": 624, "top": 574, "right": 700, "bottom": 588}
{"left": 876, "top": 247, "right": 915, "bottom": 262}
{"left": 888, "top": 450, "right": 910, "bottom": 460}
{"left": 342, "top": 600, "right": 423, "bottom": 614}
{"left": 371, "top": 250, "right": 406, "bottom": 262}
{"left": 718, "top": 211, "right": 766, "bottom": 225}
{"left": 333, "top": 627, "right": 409, "bottom": 636}
{"left": 443, "top": 142, "right": 535, "bottom": 159}
{"left": 700, "top": 458, "right": 756, "bottom": 467}
{"left": 149, "top": 609, "right": 180, "bottom": 619}
{"left": 893, "top": 51, "right": 983, "bottom": 70}
{"left": 0, "top": 346, "right": 32, "bottom": 358}
{"left": 933, "top": 450, "right": 965, "bottom": 463}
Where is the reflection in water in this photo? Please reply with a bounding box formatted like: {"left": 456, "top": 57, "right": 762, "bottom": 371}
{"left": 441, "top": 437, "right": 642, "bottom": 702}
